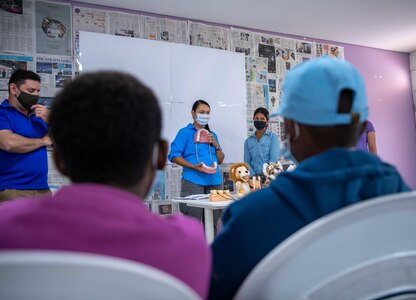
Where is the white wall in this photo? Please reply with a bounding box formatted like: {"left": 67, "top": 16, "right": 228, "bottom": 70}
{"left": 79, "top": 31, "right": 247, "bottom": 163}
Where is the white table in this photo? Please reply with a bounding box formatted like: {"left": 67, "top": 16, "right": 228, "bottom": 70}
{"left": 172, "top": 198, "right": 234, "bottom": 243}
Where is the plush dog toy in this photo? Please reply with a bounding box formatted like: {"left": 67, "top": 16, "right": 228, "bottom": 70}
{"left": 229, "top": 163, "right": 261, "bottom": 198}
{"left": 262, "top": 161, "right": 283, "bottom": 187}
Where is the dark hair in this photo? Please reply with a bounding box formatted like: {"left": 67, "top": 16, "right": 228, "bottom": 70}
{"left": 305, "top": 89, "right": 362, "bottom": 148}
{"left": 8, "top": 69, "right": 41, "bottom": 92}
{"left": 192, "top": 99, "right": 211, "bottom": 132}
{"left": 49, "top": 71, "right": 161, "bottom": 187}
{"left": 253, "top": 107, "right": 269, "bottom": 120}
{"left": 192, "top": 99, "right": 210, "bottom": 112}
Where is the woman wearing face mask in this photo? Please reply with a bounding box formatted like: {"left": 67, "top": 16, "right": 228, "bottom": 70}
{"left": 168, "top": 100, "right": 224, "bottom": 222}
{"left": 244, "top": 107, "right": 280, "bottom": 180}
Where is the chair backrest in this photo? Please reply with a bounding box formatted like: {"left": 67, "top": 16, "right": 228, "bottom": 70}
{"left": 0, "top": 251, "right": 201, "bottom": 300}
{"left": 235, "top": 191, "right": 416, "bottom": 300}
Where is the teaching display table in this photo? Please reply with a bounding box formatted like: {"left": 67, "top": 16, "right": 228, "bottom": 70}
{"left": 172, "top": 198, "right": 234, "bottom": 243}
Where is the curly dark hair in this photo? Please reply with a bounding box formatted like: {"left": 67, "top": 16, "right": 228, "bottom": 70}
{"left": 49, "top": 71, "right": 161, "bottom": 187}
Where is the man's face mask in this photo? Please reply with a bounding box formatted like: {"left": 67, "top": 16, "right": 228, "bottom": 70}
{"left": 281, "top": 121, "right": 300, "bottom": 166}
{"left": 254, "top": 120, "right": 267, "bottom": 130}
{"left": 17, "top": 88, "right": 39, "bottom": 111}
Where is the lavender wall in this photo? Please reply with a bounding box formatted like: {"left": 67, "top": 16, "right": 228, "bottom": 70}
{"left": 343, "top": 45, "right": 416, "bottom": 189}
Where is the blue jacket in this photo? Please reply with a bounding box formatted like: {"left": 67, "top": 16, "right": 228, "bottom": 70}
{"left": 0, "top": 100, "right": 49, "bottom": 190}
{"left": 209, "top": 148, "right": 410, "bottom": 300}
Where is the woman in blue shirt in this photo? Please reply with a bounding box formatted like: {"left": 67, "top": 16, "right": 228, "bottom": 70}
{"left": 244, "top": 107, "right": 280, "bottom": 179}
{"left": 168, "top": 100, "right": 224, "bottom": 221}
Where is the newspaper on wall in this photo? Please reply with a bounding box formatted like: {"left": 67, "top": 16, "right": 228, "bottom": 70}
{"left": 267, "top": 74, "right": 278, "bottom": 111}
{"left": 269, "top": 76, "right": 283, "bottom": 112}
{"left": 73, "top": 6, "right": 108, "bottom": 73}
{"left": 47, "top": 149, "right": 71, "bottom": 192}
{"left": 295, "top": 39, "right": 313, "bottom": 62}
{"left": 0, "top": 54, "right": 35, "bottom": 100}
{"left": 245, "top": 56, "right": 268, "bottom": 84}
{"left": 73, "top": 6, "right": 108, "bottom": 33}
{"left": 269, "top": 91, "right": 279, "bottom": 112}
{"left": 109, "top": 11, "right": 140, "bottom": 38}
{"left": 245, "top": 56, "right": 269, "bottom": 122}
{"left": 35, "top": 1, "right": 72, "bottom": 57}
{"left": 146, "top": 170, "right": 167, "bottom": 201}
{"left": 254, "top": 33, "right": 276, "bottom": 49}
{"left": 275, "top": 37, "right": 297, "bottom": 77}
{"left": 258, "top": 43, "right": 276, "bottom": 73}
{"left": 0, "top": 0, "right": 35, "bottom": 55}
{"left": 36, "top": 56, "right": 73, "bottom": 97}
{"left": 142, "top": 15, "right": 188, "bottom": 44}
{"left": 315, "top": 42, "right": 344, "bottom": 59}
{"left": 268, "top": 116, "right": 285, "bottom": 142}
{"left": 246, "top": 82, "right": 268, "bottom": 126}
{"left": 230, "top": 27, "right": 255, "bottom": 56}
{"left": 189, "top": 21, "right": 230, "bottom": 50}
{"left": 165, "top": 163, "right": 182, "bottom": 200}
{"left": 252, "top": 33, "right": 277, "bottom": 74}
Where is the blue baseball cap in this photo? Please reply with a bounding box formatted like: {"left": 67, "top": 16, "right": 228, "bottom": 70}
{"left": 271, "top": 57, "right": 368, "bottom": 125}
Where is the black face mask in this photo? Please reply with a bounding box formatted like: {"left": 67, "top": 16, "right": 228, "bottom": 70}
{"left": 254, "top": 120, "right": 267, "bottom": 130}
{"left": 17, "top": 89, "right": 39, "bottom": 111}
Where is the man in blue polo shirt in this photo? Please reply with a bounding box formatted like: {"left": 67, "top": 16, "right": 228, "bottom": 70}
{"left": 0, "top": 70, "right": 52, "bottom": 201}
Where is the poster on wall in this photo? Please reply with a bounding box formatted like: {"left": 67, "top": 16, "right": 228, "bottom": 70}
{"left": 35, "top": 1, "right": 72, "bottom": 56}
{"left": 295, "top": 40, "right": 313, "bottom": 62}
{"left": 245, "top": 56, "right": 268, "bottom": 84}
{"left": 0, "top": 0, "right": 34, "bottom": 54}
{"left": 73, "top": 6, "right": 108, "bottom": 33}
{"left": 109, "top": 11, "right": 140, "bottom": 38}
{"left": 146, "top": 170, "right": 167, "bottom": 201}
{"left": 230, "top": 28, "right": 255, "bottom": 56}
{"left": 142, "top": 16, "right": 188, "bottom": 44}
{"left": 36, "top": 56, "right": 73, "bottom": 97}
{"left": 0, "top": 54, "right": 35, "bottom": 100}
{"left": 188, "top": 21, "right": 230, "bottom": 50}
{"left": 315, "top": 42, "right": 345, "bottom": 59}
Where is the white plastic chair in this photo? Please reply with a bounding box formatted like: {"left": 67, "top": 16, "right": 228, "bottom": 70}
{"left": 0, "top": 251, "right": 201, "bottom": 300}
{"left": 235, "top": 191, "right": 416, "bottom": 300}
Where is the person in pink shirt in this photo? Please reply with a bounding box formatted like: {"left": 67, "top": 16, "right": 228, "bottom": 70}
{"left": 0, "top": 71, "right": 211, "bottom": 299}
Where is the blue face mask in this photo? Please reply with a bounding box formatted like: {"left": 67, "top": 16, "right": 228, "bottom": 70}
{"left": 280, "top": 137, "right": 298, "bottom": 166}
{"left": 196, "top": 113, "right": 210, "bottom": 126}
{"left": 281, "top": 121, "right": 300, "bottom": 166}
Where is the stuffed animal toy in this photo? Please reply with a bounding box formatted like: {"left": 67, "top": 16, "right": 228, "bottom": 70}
{"left": 262, "top": 161, "right": 283, "bottom": 187}
{"left": 229, "top": 163, "right": 261, "bottom": 198}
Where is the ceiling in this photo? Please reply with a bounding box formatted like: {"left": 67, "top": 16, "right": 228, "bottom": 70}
{"left": 79, "top": 0, "right": 416, "bottom": 53}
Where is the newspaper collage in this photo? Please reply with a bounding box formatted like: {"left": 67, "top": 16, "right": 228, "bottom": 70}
{"left": 0, "top": 0, "right": 345, "bottom": 214}
{"left": 233, "top": 29, "right": 344, "bottom": 141}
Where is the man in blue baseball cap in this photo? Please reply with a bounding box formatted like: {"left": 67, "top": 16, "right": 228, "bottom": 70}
{"left": 209, "top": 57, "right": 410, "bottom": 300}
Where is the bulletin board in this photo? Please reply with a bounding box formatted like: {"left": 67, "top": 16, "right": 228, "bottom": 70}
{"left": 79, "top": 31, "right": 247, "bottom": 162}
